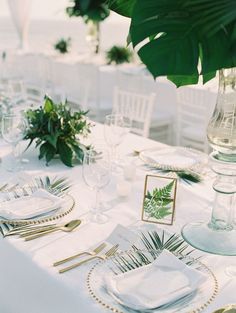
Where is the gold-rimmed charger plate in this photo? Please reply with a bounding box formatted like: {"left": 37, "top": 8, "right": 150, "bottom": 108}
{"left": 0, "top": 188, "right": 75, "bottom": 226}
{"left": 87, "top": 250, "right": 218, "bottom": 313}
{"left": 139, "top": 146, "right": 207, "bottom": 172}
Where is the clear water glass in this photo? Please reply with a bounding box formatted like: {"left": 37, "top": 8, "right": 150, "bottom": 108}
{"left": 104, "top": 114, "right": 131, "bottom": 169}
{"left": 1, "top": 113, "right": 27, "bottom": 171}
{"left": 82, "top": 148, "right": 111, "bottom": 224}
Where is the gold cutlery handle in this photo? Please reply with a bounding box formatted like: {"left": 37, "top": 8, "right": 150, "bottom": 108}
{"left": 20, "top": 226, "right": 58, "bottom": 237}
{"left": 5, "top": 224, "right": 57, "bottom": 236}
{"left": 53, "top": 252, "right": 90, "bottom": 266}
{"left": 59, "top": 255, "right": 102, "bottom": 273}
{"left": 24, "top": 228, "right": 58, "bottom": 241}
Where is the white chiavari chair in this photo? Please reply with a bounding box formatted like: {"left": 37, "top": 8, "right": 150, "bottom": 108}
{"left": 112, "top": 87, "right": 155, "bottom": 137}
{"left": 176, "top": 87, "right": 214, "bottom": 153}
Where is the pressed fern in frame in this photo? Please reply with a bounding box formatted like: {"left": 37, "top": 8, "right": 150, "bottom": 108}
{"left": 142, "top": 175, "right": 177, "bottom": 225}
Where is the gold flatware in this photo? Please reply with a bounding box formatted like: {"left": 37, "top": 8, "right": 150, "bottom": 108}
{"left": 24, "top": 219, "right": 82, "bottom": 241}
{"left": 59, "top": 244, "right": 119, "bottom": 274}
{"left": 212, "top": 304, "right": 236, "bottom": 313}
{"left": 20, "top": 222, "right": 66, "bottom": 237}
{"left": 53, "top": 242, "right": 107, "bottom": 266}
{"left": 4, "top": 223, "right": 58, "bottom": 237}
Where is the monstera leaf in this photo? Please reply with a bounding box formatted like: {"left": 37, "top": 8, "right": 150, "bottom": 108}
{"left": 106, "top": 0, "right": 236, "bottom": 86}
{"left": 107, "top": 0, "right": 135, "bottom": 17}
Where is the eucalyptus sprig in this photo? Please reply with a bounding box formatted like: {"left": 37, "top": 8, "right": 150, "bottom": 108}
{"left": 24, "top": 96, "right": 91, "bottom": 167}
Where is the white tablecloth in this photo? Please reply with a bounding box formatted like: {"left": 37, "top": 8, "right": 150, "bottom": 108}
{"left": 0, "top": 124, "right": 235, "bottom": 313}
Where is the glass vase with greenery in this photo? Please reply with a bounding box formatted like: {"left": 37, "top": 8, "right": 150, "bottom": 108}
{"left": 66, "top": 0, "right": 110, "bottom": 54}
{"left": 106, "top": 45, "right": 133, "bottom": 65}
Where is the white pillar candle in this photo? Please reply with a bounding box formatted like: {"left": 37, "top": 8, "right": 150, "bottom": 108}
{"left": 116, "top": 180, "right": 131, "bottom": 197}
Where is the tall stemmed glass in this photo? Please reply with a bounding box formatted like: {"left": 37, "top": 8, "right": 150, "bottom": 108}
{"left": 1, "top": 113, "right": 27, "bottom": 172}
{"left": 104, "top": 114, "right": 131, "bottom": 170}
{"left": 82, "top": 148, "right": 111, "bottom": 224}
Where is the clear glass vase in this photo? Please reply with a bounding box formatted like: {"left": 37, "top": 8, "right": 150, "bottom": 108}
{"left": 182, "top": 68, "right": 236, "bottom": 256}
{"left": 207, "top": 68, "right": 236, "bottom": 160}
{"left": 86, "top": 20, "right": 100, "bottom": 55}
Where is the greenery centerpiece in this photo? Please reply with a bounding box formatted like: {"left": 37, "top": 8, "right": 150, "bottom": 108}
{"left": 54, "top": 37, "right": 71, "bottom": 54}
{"left": 106, "top": 45, "right": 133, "bottom": 65}
{"left": 66, "top": 0, "right": 110, "bottom": 54}
{"left": 24, "top": 96, "right": 91, "bottom": 167}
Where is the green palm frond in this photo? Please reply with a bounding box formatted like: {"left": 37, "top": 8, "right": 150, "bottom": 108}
{"left": 0, "top": 176, "right": 71, "bottom": 203}
{"left": 33, "top": 176, "right": 71, "bottom": 196}
{"left": 175, "top": 171, "right": 201, "bottom": 184}
{"left": 145, "top": 166, "right": 202, "bottom": 184}
{"left": 112, "top": 230, "right": 196, "bottom": 274}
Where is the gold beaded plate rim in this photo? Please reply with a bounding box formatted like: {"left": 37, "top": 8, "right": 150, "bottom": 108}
{"left": 87, "top": 250, "right": 219, "bottom": 313}
{"left": 139, "top": 146, "right": 207, "bottom": 172}
{"left": 0, "top": 193, "right": 75, "bottom": 226}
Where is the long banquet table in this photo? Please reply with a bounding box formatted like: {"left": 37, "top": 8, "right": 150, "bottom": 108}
{"left": 0, "top": 124, "right": 235, "bottom": 313}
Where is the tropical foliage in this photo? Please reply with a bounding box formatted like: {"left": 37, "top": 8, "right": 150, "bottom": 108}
{"left": 106, "top": 45, "right": 133, "bottom": 65}
{"left": 113, "top": 230, "right": 196, "bottom": 274}
{"left": 24, "top": 96, "right": 91, "bottom": 167}
{"left": 66, "top": 0, "right": 110, "bottom": 22}
{"left": 54, "top": 37, "right": 71, "bottom": 54}
{"left": 144, "top": 180, "right": 174, "bottom": 219}
{"left": 146, "top": 166, "right": 202, "bottom": 184}
{"left": 106, "top": 0, "right": 236, "bottom": 87}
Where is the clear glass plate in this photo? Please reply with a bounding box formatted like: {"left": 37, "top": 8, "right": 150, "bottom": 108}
{"left": 0, "top": 187, "right": 75, "bottom": 225}
{"left": 87, "top": 249, "right": 218, "bottom": 313}
{"left": 139, "top": 147, "right": 207, "bottom": 172}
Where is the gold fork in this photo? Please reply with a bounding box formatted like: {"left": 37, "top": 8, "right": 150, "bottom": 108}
{"left": 53, "top": 242, "right": 107, "bottom": 266}
{"left": 59, "top": 244, "right": 119, "bottom": 274}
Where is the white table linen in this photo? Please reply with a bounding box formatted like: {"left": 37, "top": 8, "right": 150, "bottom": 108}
{"left": 0, "top": 124, "right": 235, "bottom": 313}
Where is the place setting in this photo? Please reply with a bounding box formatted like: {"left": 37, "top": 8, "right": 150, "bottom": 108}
{"left": 136, "top": 146, "right": 210, "bottom": 185}
{"left": 49, "top": 223, "right": 219, "bottom": 313}
{"left": 0, "top": 176, "right": 78, "bottom": 240}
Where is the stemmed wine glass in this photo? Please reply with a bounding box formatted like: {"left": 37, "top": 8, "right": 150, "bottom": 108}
{"left": 1, "top": 113, "right": 27, "bottom": 172}
{"left": 82, "top": 148, "right": 111, "bottom": 224}
{"left": 104, "top": 114, "right": 131, "bottom": 171}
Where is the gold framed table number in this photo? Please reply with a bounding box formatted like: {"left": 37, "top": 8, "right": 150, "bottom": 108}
{"left": 141, "top": 175, "right": 177, "bottom": 225}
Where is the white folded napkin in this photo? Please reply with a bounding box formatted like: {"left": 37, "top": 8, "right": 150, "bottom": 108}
{"left": 0, "top": 189, "right": 64, "bottom": 220}
{"left": 142, "top": 148, "right": 197, "bottom": 168}
{"left": 105, "top": 249, "right": 207, "bottom": 311}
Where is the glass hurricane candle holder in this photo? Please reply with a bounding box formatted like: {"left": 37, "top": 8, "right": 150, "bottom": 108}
{"left": 182, "top": 68, "right": 236, "bottom": 256}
